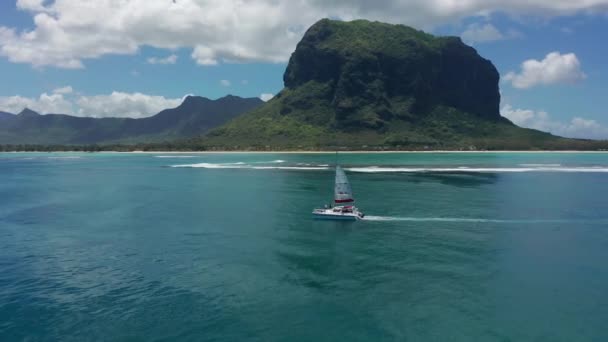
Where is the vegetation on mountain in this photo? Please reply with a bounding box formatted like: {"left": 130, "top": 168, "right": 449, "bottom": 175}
{"left": 193, "top": 19, "right": 607, "bottom": 150}
{"left": 0, "top": 95, "right": 262, "bottom": 145}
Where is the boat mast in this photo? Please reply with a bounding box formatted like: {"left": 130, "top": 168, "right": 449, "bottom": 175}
{"left": 332, "top": 151, "right": 338, "bottom": 205}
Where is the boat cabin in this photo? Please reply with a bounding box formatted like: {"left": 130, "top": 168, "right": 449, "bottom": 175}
{"left": 332, "top": 205, "right": 354, "bottom": 213}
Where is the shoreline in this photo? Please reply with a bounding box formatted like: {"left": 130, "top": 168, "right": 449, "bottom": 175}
{"left": 3, "top": 150, "right": 608, "bottom": 154}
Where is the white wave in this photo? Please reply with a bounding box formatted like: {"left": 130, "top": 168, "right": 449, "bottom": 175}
{"left": 346, "top": 166, "right": 608, "bottom": 173}
{"left": 519, "top": 163, "right": 562, "bottom": 167}
{"left": 251, "top": 166, "right": 328, "bottom": 170}
{"left": 170, "top": 162, "right": 327, "bottom": 170}
{"left": 169, "top": 163, "right": 608, "bottom": 173}
{"left": 47, "top": 156, "right": 82, "bottom": 159}
{"left": 252, "top": 159, "right": 286, "bottom": 164}
{"left": 171, "top": 163, "right": 229, "bottom": 169}
{"left": 154, "top": 155, "right": 197, "bottom": 158}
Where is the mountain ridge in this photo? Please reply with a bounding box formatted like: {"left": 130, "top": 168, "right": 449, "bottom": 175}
{"left": 0, "top": 95, "right": 263, "bottom": 145}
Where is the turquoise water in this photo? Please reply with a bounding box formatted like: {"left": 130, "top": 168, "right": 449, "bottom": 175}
{"left": 1, "top": 152, "right": 608, "bottom": 341}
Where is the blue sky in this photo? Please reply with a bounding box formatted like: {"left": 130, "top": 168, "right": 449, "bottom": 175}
{"left": 0, "top": 0, "right": 607, "bottom": 138}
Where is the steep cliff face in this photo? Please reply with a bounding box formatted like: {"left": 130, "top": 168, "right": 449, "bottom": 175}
{"left": 203, "top": 19, "right": 571, "bottom": 150}
{"left": 282, "top": 19, "right": 501, "bottom": 129}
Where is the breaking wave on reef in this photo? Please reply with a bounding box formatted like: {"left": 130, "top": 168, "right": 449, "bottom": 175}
{"left": 170, "top": 162, "right": 608, "bottom": 173}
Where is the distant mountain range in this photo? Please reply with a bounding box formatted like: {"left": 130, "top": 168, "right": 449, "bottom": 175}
{"left": 0, "top": 95, "right": 263, "bottom": 145}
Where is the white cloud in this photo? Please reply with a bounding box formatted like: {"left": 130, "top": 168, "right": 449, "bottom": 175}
{"left": 16, "top": 0, "right": 49, "bottom": 12}
{"left": 504, "top": 52, "right": 586, "bottom": 89}
{"left": 220, "top": 79, "right": 231, "bottom": 87}
{"left": 52, "top": 86, "right": 73, "bottom": 94}
{"left": 2, "top": 0, "right": 608, "bottom": 68}
{"left": 0, "top": 89, "right": 182, "bottom": 118}
{"left": 0, "top": 92, "right": 74, "bottom": 115}
{"left": 76, "top": 92, "right": 182, "bottom": 118}
{"left": 501, "top": 104, "right": 608, "bottom": 139}
{"left": 147, "top": 54, "right": 178, "bottom": 65}
{"left": 241, "top": 80, "right": 249, "bottom": 85}
{"left": 260, "top": 93, "right": 274, "bottom": 102}
{"left": 461, "top": 23, "right": 521, "bottom": 44}
{"left": 462, "top": 24, "right": 503, "bottom": 43}
{"left": 560, "top": 27, "right": 574, "bottom": 34}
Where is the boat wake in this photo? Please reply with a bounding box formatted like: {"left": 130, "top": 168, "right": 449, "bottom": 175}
{"left": 363, "top": 216, "right": 503, "bottom": 222}
{"left": 362, "top": 216, "right": 608, "bottom": 224}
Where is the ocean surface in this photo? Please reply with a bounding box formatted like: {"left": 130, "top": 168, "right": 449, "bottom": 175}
{"left": 1, "top": 152, "right": 608, "bottom": 341}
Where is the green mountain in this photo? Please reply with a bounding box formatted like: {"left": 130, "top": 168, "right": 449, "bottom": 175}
{"left": 201, "top": 19, "right": 604, "bottom": 150}
{"left": 0, "top": 95, "right": 263, "bottom": 145}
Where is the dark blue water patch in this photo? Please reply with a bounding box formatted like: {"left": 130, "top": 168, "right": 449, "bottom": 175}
{"left": 2, "top": 203, "right": 69, "bottom": 225}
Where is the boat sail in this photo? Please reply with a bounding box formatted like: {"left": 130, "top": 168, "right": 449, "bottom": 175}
{"left": 313, "top": 165, "right": 364, "bottom": 220}
{"left": 334, "top": 166, "right": 354, "bottom": 203}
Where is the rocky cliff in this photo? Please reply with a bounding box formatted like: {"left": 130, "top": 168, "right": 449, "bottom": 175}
{"left": 283, "top": 19, "right": 501, "bottom": 128}
{"left": 183, "top": 20, "right": 593, "bottom": 150}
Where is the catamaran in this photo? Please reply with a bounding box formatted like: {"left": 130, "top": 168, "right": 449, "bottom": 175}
{"left": 312, "top": 165, "right": 365, "bottom": 220}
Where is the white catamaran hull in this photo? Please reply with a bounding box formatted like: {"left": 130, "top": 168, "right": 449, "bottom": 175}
{"left": 312, "top": 207, "right": 364, "bottom": 221}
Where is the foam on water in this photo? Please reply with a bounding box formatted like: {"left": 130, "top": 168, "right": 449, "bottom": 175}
{"left": 347, "top": 166, "right": 608, "bottom": 173}
{"left": 519, "top": 163, "right": 562, "bottom": 167}
{"left": 363, "top": 216, "right": 500, "bottom": 222}
{"left": 47, "top": 156, "right": 82, "bottom": 160}
{"left": 170, "top": 162, "right": 327, "bottom": 170}
{"left": 252, "top": 159, "right": 286, "bottom": 164}
{"left": 363, "top": 216, "right": 608, "bottom": 224}
{"left": 251, "top": 166, "right": 328, "bottom": 170}
{"left": 170, "top": 162, "right": 608, "bottom": 173}
{"left": 155, "top": 155, "right": 197, "bottom": 158}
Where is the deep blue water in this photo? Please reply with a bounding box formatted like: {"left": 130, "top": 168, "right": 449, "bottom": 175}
{"left": 1, "top": 152, "right": 608, "bottom": 341}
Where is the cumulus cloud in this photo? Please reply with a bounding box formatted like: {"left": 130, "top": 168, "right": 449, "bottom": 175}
{"left": 0, "top": 89, "right": 182, "bottom": 118}
{"left": 2, "top": 0, "right": 608, "bottom": 68}
{"left": 219, "top": 79, "right": 231, "bottom": 87}
{"left": 52, "top": 86, "right": 73, "bottom": 94}
{"left": 76, "top": 92, "right": 182, "bottom": 118}
{"left": 504, "top": 52, "right": 587, "bottom": 89}
{"left": 260, "top": 93, "right": 274, "bottom": 102}
{"left": 147, "top": 54, "right": 178, "bottom": 65}
{"left": 501, "top": 104, "right": 608, "bottom": 139}
{"left": 0, "top": 92, "right": 74, "bottom": 115}
{"left": 461, "top": 23, "right": 521, "bottom": 44}
{"left": 16, "top": 0, "right": 48, "bottom": 12}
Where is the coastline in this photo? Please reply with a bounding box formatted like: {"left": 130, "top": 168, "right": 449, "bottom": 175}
{"left": 4, "top": 150, "right": 608, "bottom": 154}
{"left": 126, "top": 150, "right": 608, "bottom": 154}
